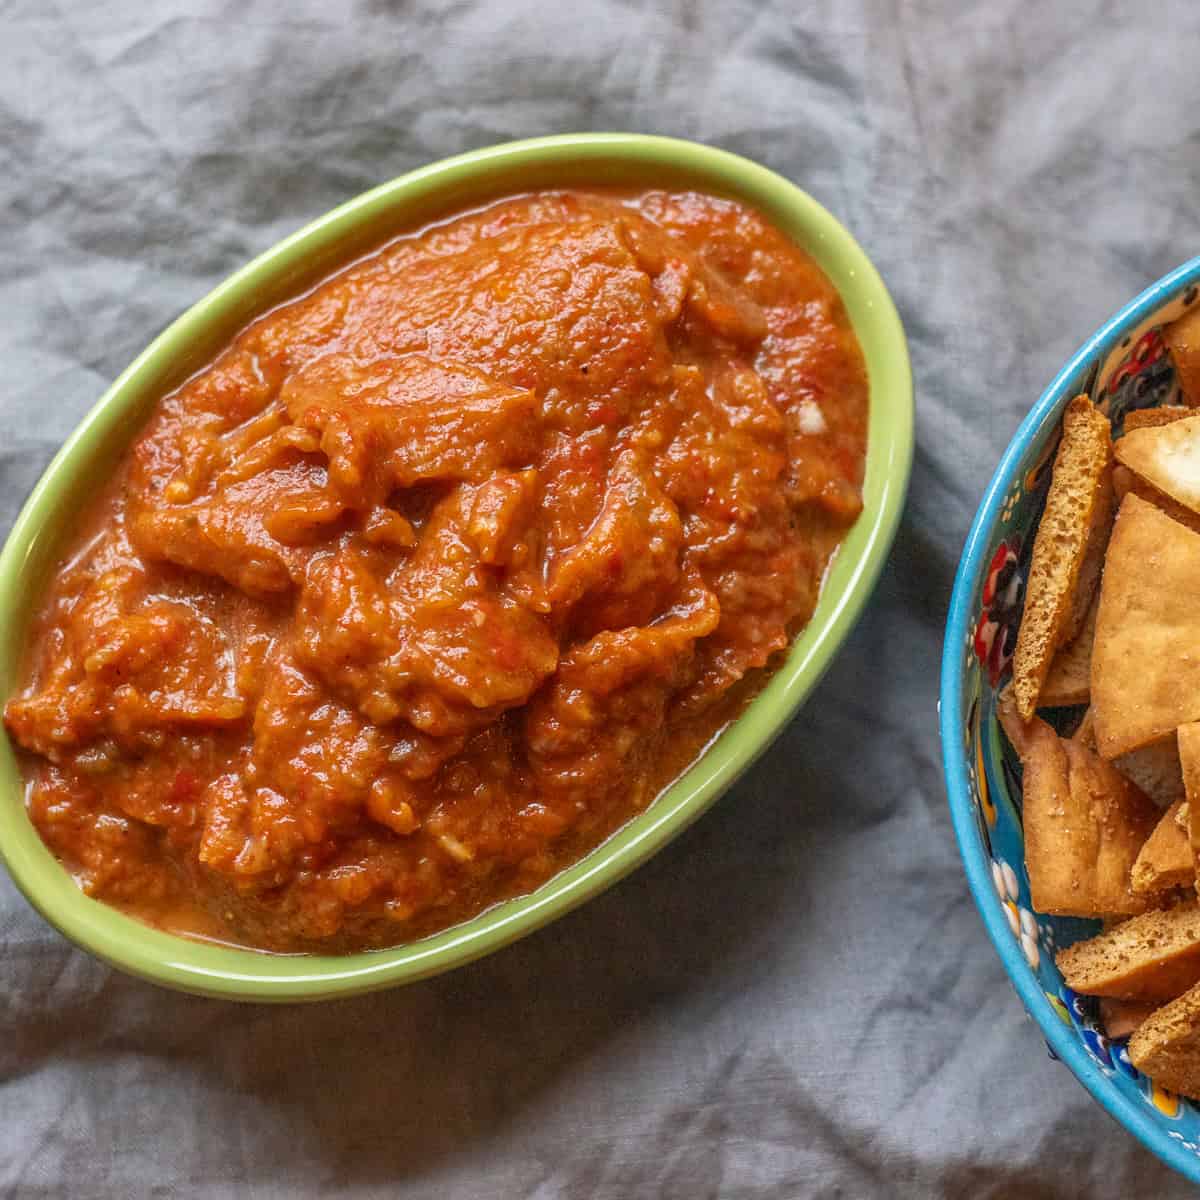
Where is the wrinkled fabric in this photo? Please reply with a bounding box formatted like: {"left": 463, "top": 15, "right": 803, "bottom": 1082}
{"left": 3, "top": 1, "right": 1199, "bottom": 1195}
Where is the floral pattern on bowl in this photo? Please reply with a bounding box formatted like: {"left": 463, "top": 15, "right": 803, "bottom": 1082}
{"left": 942, "top": 258, "right": 1200, "bottom": 1182}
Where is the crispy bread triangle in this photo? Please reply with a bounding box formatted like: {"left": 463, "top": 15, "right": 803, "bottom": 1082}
{"left": 1123, "top": 405, "right": 1194, "bottom": 432}
{"left": 1132, "top": 799, "right": 1194, "bottom": 895}
{"left": 1129, "top": 980, "right": 1200, "bottom": 1098}
{"left": 1003, "top": 713, "right": 1155, "bottom": 918}
{"left": 1092, "top": 494, "right": 1200, "bottom": 758}
{"left": 1116, "top": 413, "right": 1200, "bottom": 515}
{"left": 1058, "top": 904, "right": 1200, "bottom": 1001}
{"left": 1165, "top": 305, "right": 1200, "bottom": 407}
{"left": 1041, "top": 590, "right": 1097, "bottom": 707}
{"left": 1012, "top": 395, "right": 1114, "bottom": 719}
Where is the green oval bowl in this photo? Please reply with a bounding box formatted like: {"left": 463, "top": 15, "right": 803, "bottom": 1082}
{"left": 0, "top": 134, "right": 912, "bottom": 1000}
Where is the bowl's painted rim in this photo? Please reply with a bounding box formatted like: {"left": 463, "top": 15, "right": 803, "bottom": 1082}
{"left": 0, "top": 133, "right": 913, "bottom": 1001}
{"left": 940, "top": 255, "right": 1200, "bottom": 1180}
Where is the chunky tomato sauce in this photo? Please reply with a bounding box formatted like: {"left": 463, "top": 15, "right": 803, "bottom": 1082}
{"left": 5, "top": 190, "right": 868, "bottom": 952}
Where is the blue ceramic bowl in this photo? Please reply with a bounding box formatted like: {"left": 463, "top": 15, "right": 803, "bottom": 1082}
{"left": 941, "top": 256, "right": 1200, "bottom": 1180}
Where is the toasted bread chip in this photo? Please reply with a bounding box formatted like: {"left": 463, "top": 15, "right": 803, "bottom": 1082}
{"left": 1111, "top": 463, "right": 1200, "bottom": 536}
{"left": 1012, "top": 396, "right": 1114, "bottom": 720}
{"left": 1165, "top": 305, "right": 1200, "bottom": 407}
{"left": 1116, "top": 413, "right": 1200, "bottom": 516}
{"left": 1058, "top": 904, "right": 1200, "bottom": 1001}
{"left": 1092, "top": 494, "right": 1200, "bottom": 758}
{"left": 1011, "top": 716, "right": 1154, "bottom": 918}
{"left": 999, "top": 682, "right": 1093, "bottom": 756}
{"left": 1132, "top": 799, "right": 1194, "bottom": 894}
{"left": 1179, "top": 723, "right": 1200, "bottom": 800}
{"left": 1129, "top": 980, "right": 1200, "bottom": 1098}
{"left": 1178, "top": 723, "right": 1200, "bottom": 883}
{"left": 1113, "top": 463, "right": 1133, "bottom": 502}
{"left": 1100, "top": 996, "right": 1161, "bottom": 1040}
{"left": 1123, "top": 405, "right": 1195, "bottom": 432}
{"left": 996, "top": 685, "right": 1038, "bottom": 759}
{"left": 1041, "top": 590, "right": 1097, "bottom": 707}
{"left": 1073, "top": 706, "right": 1096, "bottom": 749}
{"left": 1114, "top": 735, "right": 1185, "bottom": 809}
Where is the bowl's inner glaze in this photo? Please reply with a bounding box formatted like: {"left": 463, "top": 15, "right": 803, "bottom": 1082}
{"left": 957, "top": 276, "right": 1200, "bottom": 1150}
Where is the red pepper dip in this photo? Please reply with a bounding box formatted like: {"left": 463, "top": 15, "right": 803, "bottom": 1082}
{"left": 4, "top": 190, "right": 868, "bottom": 951}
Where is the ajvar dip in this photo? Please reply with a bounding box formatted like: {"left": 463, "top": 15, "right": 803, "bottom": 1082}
{"left": 4, "top": 189, "right": 868, "bottom": 952}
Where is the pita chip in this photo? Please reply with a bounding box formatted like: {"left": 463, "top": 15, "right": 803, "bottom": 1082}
{"left": 1041, "top": 590, "right": 1097, "bottom": 708}
{"left": 1165, "top": 305, "right": 1200, "bottom": 407}
{"left": 1011, "top": 395, "right": 1114, "bottom": 719}
{"left": 1132, "top": 799, "right": 1194, "bottom": 895}
{"left": 1073, "top": 706, "right": 1097, "bottom": 749}
{"left": 1178, "top": 723, "right": 1200, "bottom": 881}
{"left": 1058, "top": 904, "right": 1200, "bottom": 1002}
{"left": 1100, "top": 997, "right": 1161, "bottom": 1040}
{"left": 1111, "top": 461, "right": 1200, "bottom": 536}
{"left": 1129, "top": 981, "right": 1200, "bottom": 1098}
{"left": 1092, "top": 494, "right": 1200, "bottom": 758}
{"left": 1116, "top": 413, "right": 1200, "bottom": 515}
{"left": 1013, "top": 715, "right": 1155, "bottom": 918}
{"left": 1113, "top": 735, "right": 1186, "bottom": 808}
{"left": 1123, "top": 405, "right": 1195, "bottom": 433}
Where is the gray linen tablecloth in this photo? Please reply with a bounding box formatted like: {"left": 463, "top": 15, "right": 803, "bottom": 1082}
{"left": 3, "top": 2, "right": 1199, "bottom": 1195}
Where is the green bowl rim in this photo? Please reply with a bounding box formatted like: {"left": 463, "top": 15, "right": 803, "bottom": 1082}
{"left": 0, "top": 133, "right": 913, "bottom": 1000}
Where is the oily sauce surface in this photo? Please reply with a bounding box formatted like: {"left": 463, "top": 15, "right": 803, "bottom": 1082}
{"left": 5, "top": 189, "right": 868, "bottom": 951}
